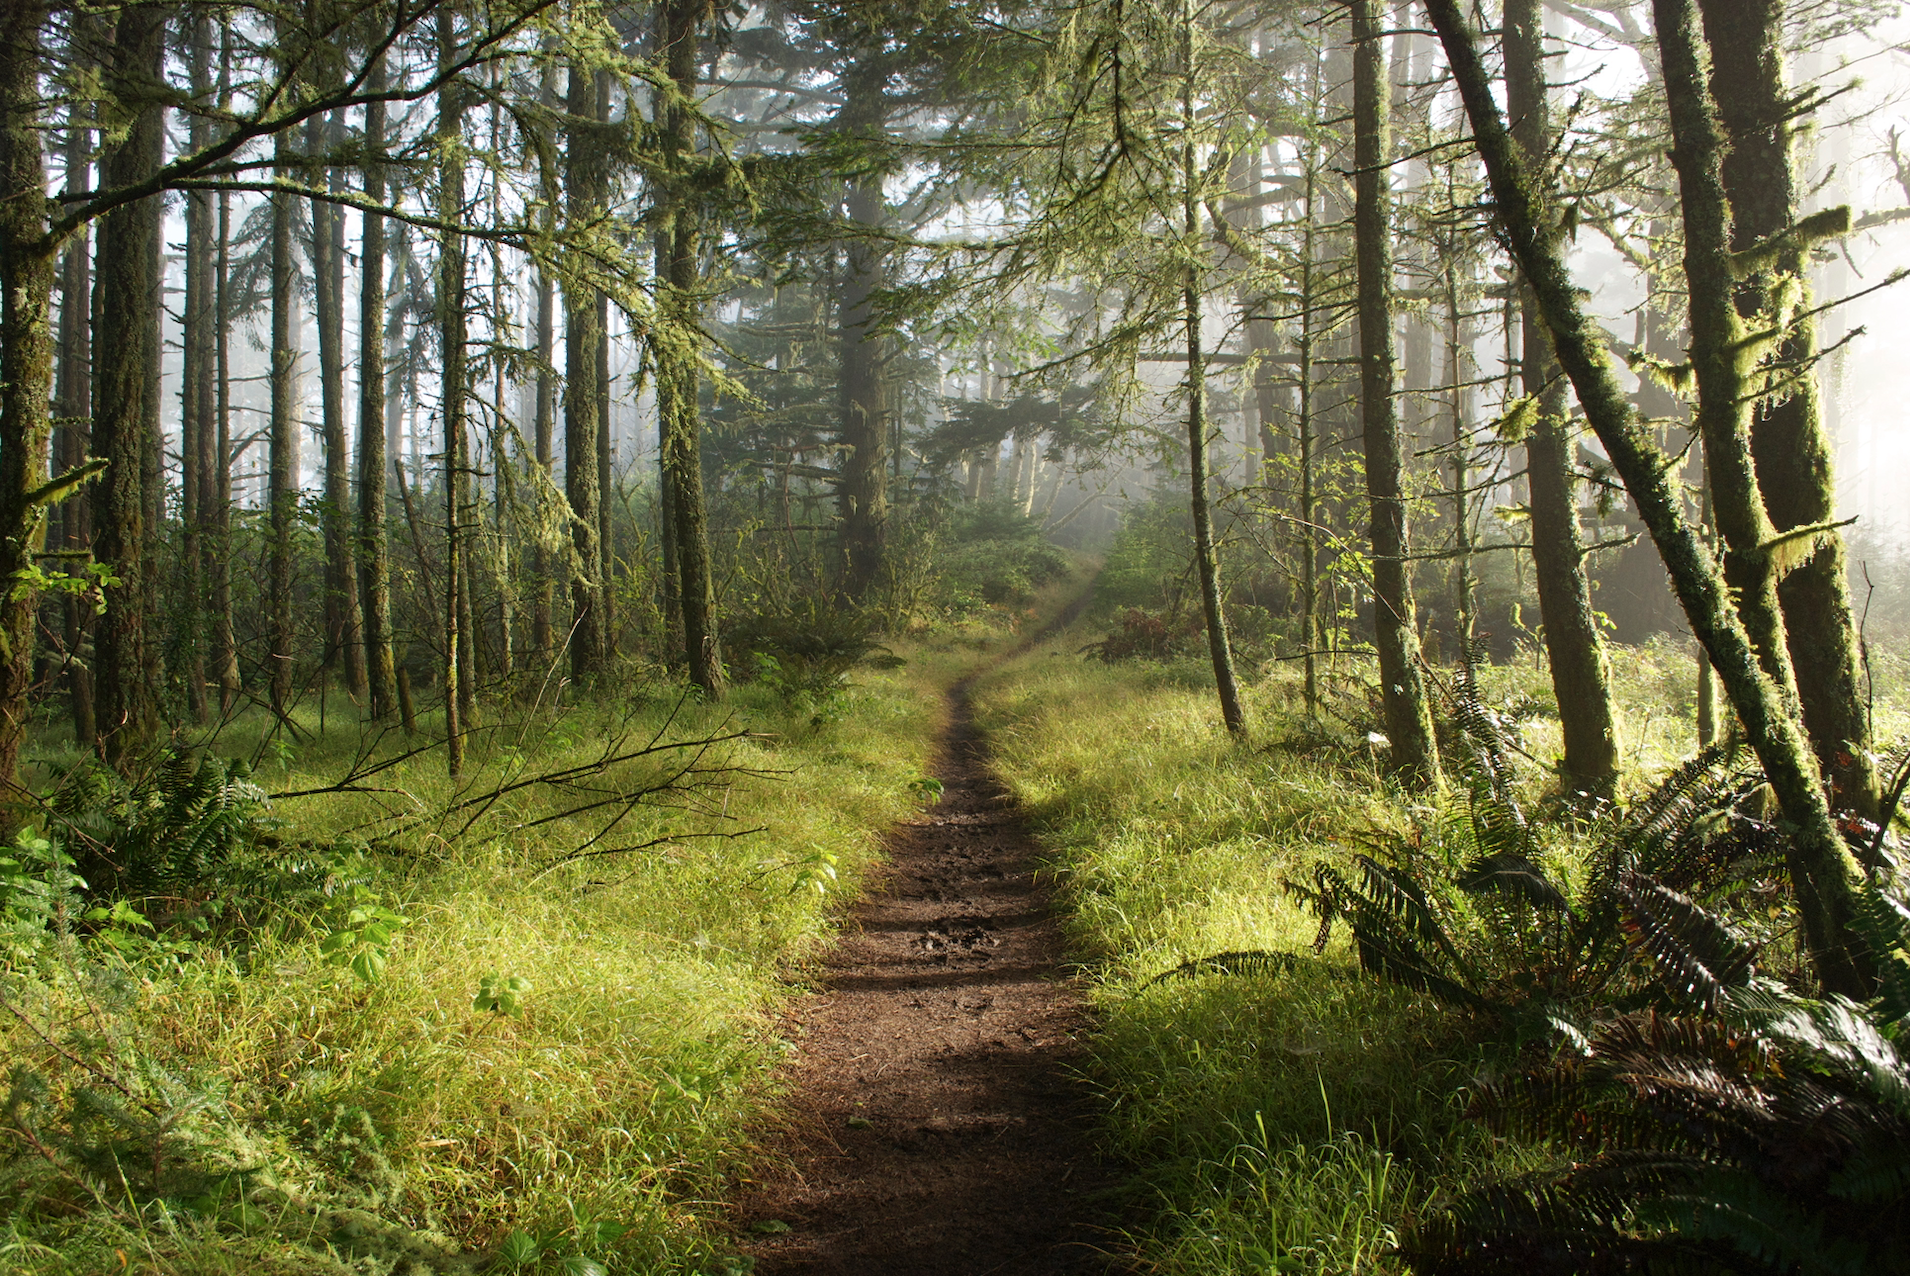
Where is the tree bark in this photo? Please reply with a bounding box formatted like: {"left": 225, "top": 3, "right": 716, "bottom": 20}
{"left": 835, "top": 56, "right": 890, "bottom": 599}
{"left": 440, "top": 10, "right": 471, "bottom": 775}
{"left": 1504, "top": 0, "right": 1621, "bottom": 790}
{"left": 1424, "top": 0, "right": 1871, "bottom": 997}
{"left": 267, "top": 125, "right": 300, "bottom": 718}
{"left": 562, "top": 62, "right": 606, "bottom": 681}
{"left": 312, "top": 111, "right": 366, "bottom": 703}
{"left": 657, "top": 0, "right": 724, "bottom": 696}
{"left": 532, "top": 262, "right": 555, "bottom": 666}
{"left": 213, "top": 175, "right": 240, "bottom": 714}
{"left": 179, "top": 16, "right": 215, "bottom": 724}
{"left": 1353, "top": 0, "right": 1437, "bottom": 784}
{"left": 1699, "top": 0, "right": 1876, "bottom": 818}
{"left": 92, "top": 3, "right": 166, "bottom": 764}
{"left": 358, "top": 69, "right": 398, "bottom": 721}
{"left": 56, "top": 109, "right": 94, "bottom": 746}
{"left": 597, "top": 291, "right": 615, "bottom": 657}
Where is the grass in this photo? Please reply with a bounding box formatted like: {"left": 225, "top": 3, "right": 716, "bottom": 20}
{"left": 960, "top": 611, "right": 1859, "bottom": 1274}
{"left": 966, "top": 635, "right": 1471, "bottom": 1274}
{"left": 0, "top": 584, "right": 1097, "bottom": 1275}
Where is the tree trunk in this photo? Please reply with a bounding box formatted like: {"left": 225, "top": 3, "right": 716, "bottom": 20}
{"left": 1424, "top": 0, "right": 1871, "bottom": 997}
{"left": 836, "top": 55, "right": 890, "bottom": 599}
{"left": 562, "top": 63, "right": 606, "bottom": 682}
{"left": 213, "top": 175, "right": 240, "bottom": 714}
{"left": 657, "top": 0, "right": 723, "bottom": 696}
{"left": 92, "top": 3, "right": 166, "bottom": 764}
{"left": 312, "top": 111, "right": 366, "bottom": 703}
{"left": 1353, "top": 0, "right": 1437, "bottom": 785}
{"left": 359, "top": 69, "right": 398, "bottom": 722}
{"left": 0, "top": 0, "right": 55, "bottom": 787}
{"left": 1177, "top": 0, "right": 1244, "bottom": 736}
{"left": 1700, "top": 0, "right": 1876, "bottom": 818}
{"left": 1504, "top": 0, "right": 1621, "bottom": 790}
{"left": 267, "top": 125, "right": 300, "bottom": 719}
{"left": 532, "top": 263, "right": 555, "bottom": 665}
{"left": 178, "top": 16, "right": 215, "bottom": 724}
{"left": 597, "top": 291, "right": 615, "bottom": 657}
{"left": 440, "top": 10, "right": 471, "bottom": 775}
{"left": 56, "top": 110, "right": 94, "bottom": 746}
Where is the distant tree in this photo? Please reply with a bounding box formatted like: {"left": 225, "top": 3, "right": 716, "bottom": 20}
{"left": 1352, "top": 0, "right": 1437, "bottom": 783}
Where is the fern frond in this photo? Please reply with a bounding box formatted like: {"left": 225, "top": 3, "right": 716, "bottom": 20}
{"left": 1460, "top": 851, "right": 1572, "bottom": 914}
{"left": 1617, "top": 875, "right": 1758, "bottom": 1011}
{"left": 1141, "top": 949, "right": 1316, "bottom": 987}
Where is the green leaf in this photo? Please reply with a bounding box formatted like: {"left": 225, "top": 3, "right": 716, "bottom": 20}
{"left": 351, "top": 947, "right": 388, "bottom": 984}
{"left": 558, "top": 1258, "right": 608, "bottom": 1276}
{"left": 497, "top": 1230, "right": 542, "bottom": 1265}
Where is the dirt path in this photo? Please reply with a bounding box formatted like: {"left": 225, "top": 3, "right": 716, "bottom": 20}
{"left": 732, "top": 671, "right": 1124, "bottom": 1275}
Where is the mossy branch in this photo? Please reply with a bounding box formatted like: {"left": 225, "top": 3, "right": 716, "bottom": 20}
{"left": 1728, "top": 205, "right": 1850, "bottom": 279}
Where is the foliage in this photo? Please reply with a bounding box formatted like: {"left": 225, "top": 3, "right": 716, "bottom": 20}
{"left": 1407, "top": 865, "right": 1910, "bottom": 1274}
{"left": 1082, "top": 605, "right": 1203, "bottom": 662}
{"left": 1283, "top": 671, "right": 1784, "bottom": 1041}
{"left": 727, "top": 592, "right": 904, "bottom": 721}
{"left": 932, "top": 500, "right": 1074, "bottom": 614}
{"left": 46, "top": 751, "right": 275, "bottom": 907}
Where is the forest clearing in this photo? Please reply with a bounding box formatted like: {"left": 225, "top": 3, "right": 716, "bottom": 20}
{"left": 7, "top": 0, "right": 1910, "bottom": 1271}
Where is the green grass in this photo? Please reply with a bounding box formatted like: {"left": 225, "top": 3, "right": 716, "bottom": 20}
{"left": 971, "top": 607, "right": 1910, "bottom": 1273}
{"left": 0, "top": 591, "right": 1088, "bottom": 1275}
{"left": 967, "top": 636, "right": 1478, "bottom": 1275}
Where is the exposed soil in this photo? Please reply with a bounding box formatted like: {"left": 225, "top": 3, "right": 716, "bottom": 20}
{"left": 732, "top": 666, "right": 1126, "bottom": 1275}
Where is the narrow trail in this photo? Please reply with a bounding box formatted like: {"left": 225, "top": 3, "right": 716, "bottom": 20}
{"left": 733, "top": 628, "right": 1123, "bottom": 1274}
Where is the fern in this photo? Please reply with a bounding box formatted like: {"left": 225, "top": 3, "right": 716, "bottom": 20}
{"left": 48, "top": 751, "right": 273, "bottom": 909}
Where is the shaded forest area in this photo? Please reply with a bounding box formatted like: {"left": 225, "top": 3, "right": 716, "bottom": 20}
{"left": 6, "top": 0, "right": 1910, "bottom": 1270}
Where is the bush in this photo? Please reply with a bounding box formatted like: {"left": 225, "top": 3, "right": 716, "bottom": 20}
{"left": 933, "top": 500, "right": 1073, "bottom": 614}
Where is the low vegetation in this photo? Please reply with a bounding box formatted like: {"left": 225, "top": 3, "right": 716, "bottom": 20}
{"left": 1, "top": 666, "right": 953, "bottom": 1274}
{"left": 973, "top": 599, "right": 1910, "bottom": 1275}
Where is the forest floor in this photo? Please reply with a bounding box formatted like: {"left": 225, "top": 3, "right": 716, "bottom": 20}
{"left": 731, "top": 614, "right": 1127, "bottom": 1275}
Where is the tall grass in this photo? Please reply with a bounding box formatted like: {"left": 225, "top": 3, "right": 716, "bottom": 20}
{"left": 2, "top": 663, "right": 961, "bottom": 1274}
{"left": 968, "top": 641, "right": 1473, "bottom": 1274}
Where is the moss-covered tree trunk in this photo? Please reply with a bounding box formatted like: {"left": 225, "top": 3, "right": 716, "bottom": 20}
{"left": 1424, "top": 0, "right": 1871, "bottom": 997}
{"left": 656, "top": 0, "right": 723, "bottom": 697}
{"left": 92, "top": 3, "right": 165, "bottom": 763}
{"left": 1504, "top": 0, "right": 1620, "bottom": 790}
{"left": 358, "top": 70, "right": 398, "bottom": 722}
{"left": 1699, "top": 0, "right": 1876, "bottom": 819}
{"left": 0, "top": 0, "right": 56, "bottom": 785}
{"left": 562, "top": 62, "right": 606, "bottom": 682}
{"left": 1353, "top": 0, "right": 1436, "bottom": 784}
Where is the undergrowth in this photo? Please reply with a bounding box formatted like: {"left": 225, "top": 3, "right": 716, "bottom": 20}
{"left": 969, "top": 645, "right": 1470, "bottom": 1275}
{"left": 0, "top": 614, "right": 1044, "bottom": 1275}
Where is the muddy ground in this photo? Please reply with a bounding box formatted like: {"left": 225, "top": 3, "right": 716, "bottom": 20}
{"left": 732, "top": 675, "right": 1126, "bottom": 1275}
